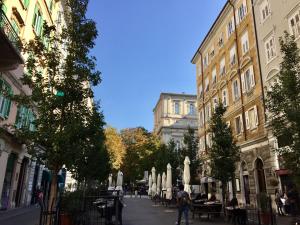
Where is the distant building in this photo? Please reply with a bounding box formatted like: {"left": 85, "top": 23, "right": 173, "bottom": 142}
{"left": 153, "top": 93, "right": 198, "bottom": 147}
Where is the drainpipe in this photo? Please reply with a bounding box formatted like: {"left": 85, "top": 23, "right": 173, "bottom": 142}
{"left": 199, "top": 51, "right": 208, "bottom": 155}
{"left": 228, "top": 0, "right": 247, "bottom": 141}
{"left": 250, "top": 0, "right": 267, "bottom": 123}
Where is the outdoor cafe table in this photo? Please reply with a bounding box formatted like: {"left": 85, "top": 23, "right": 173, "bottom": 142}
{"left": 191, "top": 201, "right": 222, "bottom": 220}
{"left": 225, "top": 206, "right": 247, "bottom": 225}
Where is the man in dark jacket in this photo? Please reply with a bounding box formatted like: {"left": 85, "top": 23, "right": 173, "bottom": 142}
{"left": 176, "top": 184, "right": 190, "bottom": 225}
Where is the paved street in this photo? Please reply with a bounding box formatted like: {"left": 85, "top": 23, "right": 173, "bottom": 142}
{"left": 122, "top": 196, "right": 227, "bottom": 225}
{"left": 0, "top": 206, "right": 40, "bottom": 225}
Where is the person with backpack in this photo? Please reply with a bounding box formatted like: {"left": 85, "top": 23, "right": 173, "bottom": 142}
{"left": 176, "top": 184, "right": 190, "bottom": 225}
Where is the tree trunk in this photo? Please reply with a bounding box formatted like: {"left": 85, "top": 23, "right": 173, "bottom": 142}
{"left": 222, "top": 181, "right": 227, "bottom": 216}
{"left": 46, "top": 169, "right": 59, "bottom": 225}
{"left": 232, "top": 173, "right": 236, "bottom": 198}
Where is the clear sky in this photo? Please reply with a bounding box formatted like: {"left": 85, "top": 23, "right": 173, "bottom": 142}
{"left": 87, "top": 0, "right": 227, "bottom": 131}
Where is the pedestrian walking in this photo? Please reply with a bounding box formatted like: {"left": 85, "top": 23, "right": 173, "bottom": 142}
{"left": 36, "top": 188, "right": 44, "bottom": 210}
{"left": 176, "top": 184, "right": 190, "bottom": 225}
{"left": 275, "top": 189, "right": 284, "bottom": 216}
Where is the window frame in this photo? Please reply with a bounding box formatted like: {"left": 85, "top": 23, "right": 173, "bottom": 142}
{"left": 265, "top": 35, "right": 276, "bottom": 63}
{"left": 241, "top": 31, "right": 249, "bottom": 55}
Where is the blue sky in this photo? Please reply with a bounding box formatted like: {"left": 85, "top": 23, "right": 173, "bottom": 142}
{"left": 88, "top": 0, "right": 226, "bottom": 131}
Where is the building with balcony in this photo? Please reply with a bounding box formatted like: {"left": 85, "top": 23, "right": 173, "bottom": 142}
{"left": 153, "top": 93, "right": 198, "bottom": 146}
{"left": 191, "top": 0, "right": 277, "bottom": 205}
{"left": 0, "top": 0, "right": 67, "bottom": 209}
{"left": 252, "top": 0, "right": 300, "bottom": 191}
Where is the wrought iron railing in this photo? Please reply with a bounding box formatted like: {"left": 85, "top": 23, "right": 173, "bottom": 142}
{"left": 0, "top": 8, "right": 22, "bottom": 53}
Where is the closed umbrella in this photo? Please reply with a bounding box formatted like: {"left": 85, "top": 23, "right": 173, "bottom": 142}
{"left": 108, "top": 174, "right": 114, "bottom": 190}
{"left": 148, "top": 174, "right": 152, "bottom": 196}
{"left": 116, "top": 171, "right": 123, "bottom": 191}
{"left": 183, "top": 156, "right": 191, "bottom": 194}
{"left": 166, "top": 163, "right": 172, "bottom": 200}
{"left": 156, "top": 173, "right": 161, "bottom": 195}
{"left": 151, "top": 167, "right": 156, "bottom": 197}
{"left": 161, "top": 172, "right": 166, "bottom": 190}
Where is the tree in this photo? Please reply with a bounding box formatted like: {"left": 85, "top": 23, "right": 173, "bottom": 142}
{"left": 181, "top": 128, "right": 201, "bottom": 183}
{"left": 120, "top": 127, "right": 159, "bottom": 184}
{"left": 105, "top": 126, "right": 126, "bottom": 171}
{"left": 209, "top": 103, "right": 240, "bottom": 204}
{"left": 13, "top": 0, "right": 107, "bottom": 212}
{"left": 266, "top": 32, "right": 300, "bottom": 184}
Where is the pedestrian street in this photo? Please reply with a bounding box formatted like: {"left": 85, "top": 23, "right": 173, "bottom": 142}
{"left": 122, "top": 196, "right": 227, "bottom": 225}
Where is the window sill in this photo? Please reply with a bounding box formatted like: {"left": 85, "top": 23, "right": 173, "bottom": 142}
{"left": 266, "top": 55, "right": 278, "bottom": 65}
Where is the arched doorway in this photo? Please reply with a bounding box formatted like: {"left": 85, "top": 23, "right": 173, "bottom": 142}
{"left": 255, "top": 158, "right": 266, "bottom": 193}
{"left": 241, "top": 161, "right": 250, "bottom": 204}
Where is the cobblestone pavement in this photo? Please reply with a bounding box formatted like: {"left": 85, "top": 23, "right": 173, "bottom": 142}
{"left": 0, "top": 206, "right": 40, "bottom": 225}
{"left": 122, "top": 196, "right": 228, "bottom": 225}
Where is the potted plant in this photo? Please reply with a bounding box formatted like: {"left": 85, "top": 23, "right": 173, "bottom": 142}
{"left": 258, "top": 192, "right": 271, "bottom": 225}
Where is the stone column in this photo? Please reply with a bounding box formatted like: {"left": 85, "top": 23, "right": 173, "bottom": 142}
{"left": 9, "top": 153, "right": 24, "bottom": 208}
{"left": 0, "top": 144, "right": 10, "bottom": 201}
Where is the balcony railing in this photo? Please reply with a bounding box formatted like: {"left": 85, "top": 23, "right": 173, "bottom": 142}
{"left": 0, "top": 8, "right": 22, "bottom": 53}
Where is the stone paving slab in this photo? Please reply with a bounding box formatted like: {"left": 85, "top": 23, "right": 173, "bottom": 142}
{"left": 122, "top": 196, "right": 228, "bottom": 225}
{"left": 0, "top": 206, "right": 40, "bottom": 225}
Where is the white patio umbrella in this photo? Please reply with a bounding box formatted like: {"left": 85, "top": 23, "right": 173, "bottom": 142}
{"left": 183, "top": 156, "right": 191, "bottom": 194}
{"left": 156, "top": 173, "right": 161, "bottom": 195}
{"left": 116, "top": 171, "right": 123, "bottom": 191}
{"left": 161, "top": 172, "right": 166, "bottom": 191}
{"left": 151, "top": 167, "right": 157, "bottom": 197}
{"left": 166, "top": 163, "right": 172, "bottom": 200}
{"left": 148, "top": 174, "right": 152, "bottom": 196}
{"left": 108, "top": 174, "right": 114, "bottom": 190}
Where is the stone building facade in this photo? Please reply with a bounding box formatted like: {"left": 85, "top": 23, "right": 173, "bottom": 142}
{"left": 253, "top": 0, "right": 300, "bottom": 191}
{"left": 191, "top": 0, "right": 278, "bottom": 205}
{"left": 153, "top": 93, "right": 198, "bottom": 146}
{"left": 0, "top": 0, "right": 67, "bottom": 209}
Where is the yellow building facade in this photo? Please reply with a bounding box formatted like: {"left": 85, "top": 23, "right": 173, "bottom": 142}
{"left": 0, "top": 0, "right": 66, "bottom": 209}
{"left": 192, "top": 0, "right": 278, "bottom": 205}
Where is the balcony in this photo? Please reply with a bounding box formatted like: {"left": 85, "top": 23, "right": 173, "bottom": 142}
{"left": 0, "top": 8, "right": 23, "bottom": 71}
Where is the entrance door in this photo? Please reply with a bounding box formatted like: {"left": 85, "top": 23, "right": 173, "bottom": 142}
{"left": 243, "top": 175, "right": 250, "bottom": 204}
{"left": 256, "top": 158, "right": 267, "bottom": 193}
{"left": 1, "top": 153, "right": 17, "bottom": 209}
{"left": 15, "top": 158, "right": 28, "bottom": 207}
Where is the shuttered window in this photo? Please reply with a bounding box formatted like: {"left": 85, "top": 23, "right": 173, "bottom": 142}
{"left": 0, "top": 78, "right": 13, "bottom": 119}
{"left": 15, "top": 106, "right": 36, "bottom": 131}
{"left": 32, "top": 5, "right": 43, "bottom": 36}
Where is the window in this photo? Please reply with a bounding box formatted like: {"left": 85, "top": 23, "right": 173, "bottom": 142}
{"left": 237, "top": 0, "right": 247, "bottom": 23}
{"left": 15, "top": 106, "right": 36, "bottom": 131}
{"left": 199, "top": 84, "right": 203, "bottom": 98}
{"left": 174, "top": 101, "right": 180, "bottom": 114}
{"left": 241, "top": 31, "right": 249, "bottom": 54}
{"left": 188, "top": 102, "right": 195, "bottom": 115}
{"left": 218, "top": 33, "right": 224, "bottom": 48}
{"left": 0, "top": 79, "right": 12, "bottom": 119}
{"left": 11, "top": 19, "right": 20, "bottom": 36}
{"left": 47, "top": 0, "right": 53, "bottom": 12}
{"left": 210, "top": 46, "right": 215, "bottom": 59}
{"left": 260, "top": 1, "right": 270, "bottom": 22}
{"left": 241, "top": 65, "right": 255, "bottom": 93}
{"left": 230, "top": 44, "right": 236, "bottom": 66}
{"left": 265, "top": 35, "right": 276, "bottom": 62}
{"left": 199, "top": 110, "right": 204, "bottom": 127}
{"left": 205, "top": 103, "right": 211, "bottom": 122}
{"left": 232, "top": 79, "right": 240, "bottom": 101}
{"left": 203, "top": 53, "right": 209, "bottom": 69}
{"left": 222, "top": 88, "right": 228, "bottom": 107}
{"left": 235, "top": 115, "right": 243, "bottom": 134}
{"left": 289, "top": 12, "right": 300, "bottom": 38}
{"left": 220, "top": 57, "right": 226, "bottom": 76}
{"left": 205, "top": 77, "right": 209, "bottom": 92}
{"left": 32, "top": 5, "right": 43, "bottom": 36}
{"left": 23, "top": 0, "right": 30, "bottom": 9}
{"left": 213, "top": 97, "right": 218, "bottom": 111}
{"left": 245, "top": 106, "right": 258, "bottom": 130}
{"left": 206, "top": 133, "right": 212, "bottom": 148}
{"left": 227, "top": 17, "right": 235, "bottom": 38}
{"left": 212, "top": 67, "right": 217, "bottom": 84}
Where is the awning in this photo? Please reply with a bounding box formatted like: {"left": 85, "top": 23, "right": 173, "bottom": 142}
{"left": 200, "top": 176, "right": 216, "bottom": 183}
{"left": 275, "top": 169, "right": 291, "bottom": 176}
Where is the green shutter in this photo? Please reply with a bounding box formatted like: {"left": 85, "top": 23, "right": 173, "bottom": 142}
{"left": 23, "top": 0, "right": 30, "bottom": 9}
{"left": 4, "top": 98, "right": 11, "bottom": 118}
{"left": 32, "top": 5, "right": 38, "bottom": 27}
{"left": 1, "top": 4, "right": 7, "bottom": 14}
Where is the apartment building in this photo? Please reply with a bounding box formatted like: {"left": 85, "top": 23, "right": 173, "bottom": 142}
{"left": 0, "top": 0, "right": 67, "bottom": 209}
{"left": 253, "top": 0, "right": 300, "bottom": 191}
{"left": 153, "top": 93, "right": 198, "bottom": 147}
{"left": 191, "top": 0, "right": 278, "bottom": 205}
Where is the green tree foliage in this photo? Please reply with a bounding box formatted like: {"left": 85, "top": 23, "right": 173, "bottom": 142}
{"left": 105, "top": 126, "right": 126, "bottom": 171}
{"left": 181, "top": 128, "right": 201, "bottom": 183}
{"left": 266, "top": 32, "right": 300, "bottom": 184}
{"left": 209, "top": 103, "right": 240, "bottom": 203}
{"left": 120, "top": 127, "right": 159, "bottom": 184}
{"left": 12, "top": 0, "right": 108, "bottom": 210}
